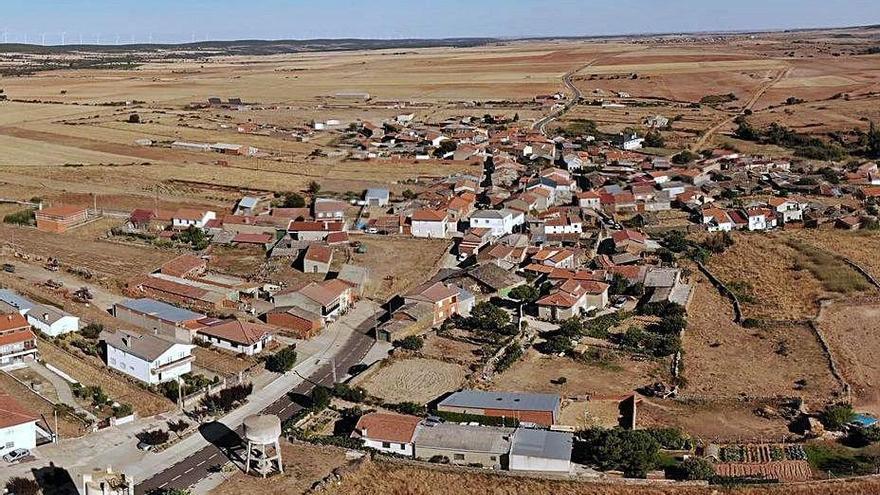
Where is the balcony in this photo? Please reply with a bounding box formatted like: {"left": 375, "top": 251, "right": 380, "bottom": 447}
{"left": 150, "top": 355, "right": 195, "bottom": 375}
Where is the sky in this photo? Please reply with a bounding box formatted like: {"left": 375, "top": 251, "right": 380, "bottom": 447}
{"left": 2, "top": 0, "right": 879, "bottom": 45}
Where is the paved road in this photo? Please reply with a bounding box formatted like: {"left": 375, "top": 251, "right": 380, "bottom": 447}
{"left": 135, "top": 311, "right": 379, "bottom": 493}
{"left": 532, "top": 60, "right": 596, "bottom": 135}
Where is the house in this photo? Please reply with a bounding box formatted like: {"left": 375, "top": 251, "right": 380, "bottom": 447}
{"left": 35, "top": 205, "right": 89, "bottom": 233}
{"left": 768, "top": 197, "right": 804, "bottom": 223}
{"left": 616, "top": 132, "right": 644, "bottom": 151}
{"left": 404, "top": 281, "right": 461, "bottom": 326}
{"left": 365, "top": 188, "right": 390, "bottom": 207}
{"left": 577, "top": 191, "right": 602, "bottom": 210}
{"left": 25, "top": 303, "right": 80, "bottom": 337}
{"left": 234, "top": 196, "right": 261, "bottom": 216}
{"left": 337, "top": 264, "right": 370, "bottom": 297}
{"left": 195, "top": 320, "right": 274, "bottom": 356}
{"left": 351, "top": 412, "right": 421, "bottom": 456}
{"left": 101, "top": 330, "right": 195, "bottom": 385}
{"left": 459, "top": 263, "right": 525, "bottom": 297}
{"left": 509, "top": 428, "right": 573, "bottom": 473}
{"left": 745, "top": 207, "right": 777, "bottom": 231}
{"left": 413, "top": 422, "right": 513, "bottom": 469}
{"left": 265, "top": 306, "right": 323, "bottom": 339}
{"left": 469, "top": 209, "right": 524, "bottom": 236}
{"left": 172, "top": 209, "right": 216, "bottom": 230}
{"left": 0, "top": 290, "right": 79, "bottom": 337}
{"left": 701, "top": 207, "right": 734, "bottom": 232}
{"left": 0, "top": 313, "right": 37, "bottom": 366}
{"left": 610, "top": 229, "right": 648, "bottom": 254}
{"left": 313, "top": 199, "right": 348, "bottom": 221}
{"left": 411, "top": 209, "right": 450, "bottom": 239}
{"left": 645, "top": 268, "right": 694, "bottom": 307}
{"left": 536, "top": 279, "right": 609, "bottom": 321}
{"left": 113, "top": 298, "right": 207, "bottom": 343}
{"left": 272, "top": 279, "right": 355, "bottom": 325}
{"left": 437, "top": 390, "right": 561, "bottom": 426}
{"left": 125, "top": 275, "right": 231, "bottom": 312}
{"left": 288, "top": 220, "right": 345, "bottom": 241}
{"left": 303, "top": 244, "right": 333, "bottom": 274}
{"left": 0, "top": 393, "right": 37, "bottom": 457}
{"left": 159, "top": 255, "right": 207, "bottom": 279}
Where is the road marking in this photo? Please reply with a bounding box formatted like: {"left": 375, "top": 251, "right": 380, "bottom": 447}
{"left": 209, "top": 453, "right": 218, "bottom": 459}
{"left": 196, "top": 460, "right": 205, "bottom": 466}
{"left": 172, "top": 475, "right": 181, "bottom": 481}
{"left": 159, "top": 483, "right": 167, "bottom": 489}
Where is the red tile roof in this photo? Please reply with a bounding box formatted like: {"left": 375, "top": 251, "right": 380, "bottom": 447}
{"left": 411, "top": 209, "right": 448, "bottom": 222}
{"left": 198, "top": 320, "right": 273, "bottom": 346}
{"left": 0, "top": 393, "right": 38, "bottom": 429}
{"left": 353, "top": 412, "right": 421, "bottom": 444}
{"left": 37, "top": 205, "right": 87, "bottom": 218}
{"left": 233, "top": 233, "right": 274, "bottom": 244}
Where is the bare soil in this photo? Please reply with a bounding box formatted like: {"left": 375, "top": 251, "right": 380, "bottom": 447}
{"left": 358, "top": 357, "right": 467, "bottom": 404}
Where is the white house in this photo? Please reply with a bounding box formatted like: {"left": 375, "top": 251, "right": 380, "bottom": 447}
{"left": 768, "top": 198, "right": 804, "bottom": 223}
{"left": 0, "top": 393, "right": 37, "bottom": 457}
{"left": 26, "top": 303, "right": 80, "bottom": 337}
{"left": 577, "top": 191, "right": 602, "bottom": 210}
{"left": 101, "top": 330, "right": 195, "bottom": 385}
{"left": 365, "top": 188, "right": 390, "bottom": 207}
{"left": 172, "top": 209, "right": 216, "bottom": 230}
{"left": 351, "top": 412, "right": 421, "bottom": 457}
{"left": 701, "top": 208, "right": 734, "bottom": 233}
{"left": 469, "top": 209, "right": 524, "bottom": 236}
{"left": 411, "top": 209, "right": 449, "bottom": 239}
{"left": 745, "top": 208, "right": 777, "bottom": 231}
{"left": 617, "top": 132, "right": 644, "bottom": 151}
{"left": 509, "top": 428, "right": 573, "bottom": 473}
{"left": 544, "top": 215, "right": 583, "bottom": 235}
{"left": 195, "top": 320, "right": 273, "bottom": 356}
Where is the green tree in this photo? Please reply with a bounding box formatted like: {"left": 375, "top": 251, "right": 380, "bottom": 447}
{"left": 671, "top": 150, "right": 698, "bottom": 164}
{"left": 5, "top": 478, "right": 40, "bottom": 495}
{"left": 311, "top": 386, "right": 332, "bottom": 410}
{"left": 576, "top": 428, "right": 660, "bottom": 478}
{"left": 558, "top": 317, "right": 583, "bottom": 338}
{"left": 307, "top": 181, "right": 322, "bottom": 195}
{"left": 393, "top": 335, "right": 424, "bottom": 351}
{"left": 847, "top": 426, "right": 880, "bottom": 447}
{"left": 509, "top": 284, "right": 539, "bottom": 304}
{"left": 676, "top": 457, "right": 715, "bottom": 481}
{"left": 608, "top": 273, "right": 630, "bottom": 295}
{"left": 821, "top": 403, "right": 855, "bottom": 431}
{"left": 280, "top": 192, "right": 306, "bottom": 208}
{"left": 662, "top": 230, "right": 689, "bottom": 253}
{"left": 468, "top": 302, "right": 511, "bottom": 333}
{"left": 265, "top": 346, "right": 298, "bottom": 373}
{"left": 539, "top": 333, "right": 574, "bottom": 355}
{"left": 401, "top": 189, "right": 417, "bottom": 200}
{"left": 867, "top": 121, "right": 880, "bottom": 158}
{"left": 643, "top": 131, "right": 665, "bottom": 148}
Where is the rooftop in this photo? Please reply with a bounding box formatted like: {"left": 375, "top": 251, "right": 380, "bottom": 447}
{"left": 439, "top": 390, "right": 560, "bottom": 413}
{"left": 117, "top": 298, "right": 206, "bottom": 323}
{"left": 510, "top": 428, "right": 573, "bottom": 461}
{"left": 413, "top": 423, "right": 513, "bottom": 454}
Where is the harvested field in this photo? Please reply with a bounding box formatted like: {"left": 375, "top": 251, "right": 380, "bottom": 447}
{"left": 0, "top": 371, "right": 88, "bottom": 439}
{"left": 210, "top": 441, "right": 348, "bottom": 495}
{"left": 357, "top": 357, "right": 467, "bottom": 404}
{"left": 704, "top": 232, "right": 867, "bottom": 321}
{"left": 790, "top": 230, "right": 880, "bottom": 284}
{"left": 350, "top": 237, "right": 451, "bottom": 301}
{"left": 683, "top": 272, "right": 839, "bottom": 404}
{"left": 714, "top": 461, "right": 814, "bottom": 483}
{"left": 817, "top": 302, "right": 880, "bottom": 414}
{"left": 491, "top": 348, "right": 664, "bottom": 397}
{"left": 419, "top": 333, "right": 484, "bottom": 366}
{"left": 192, "top": 346, "right": 258, "bottom": 376}
{"left": 323, "top": 457, "right": 880, "bottom": 495}
{"left": 36, "top": 338, "right": 173, "bottom": 417}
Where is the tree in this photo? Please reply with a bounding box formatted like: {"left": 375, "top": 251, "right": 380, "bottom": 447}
{"left": 509, "top": 285, "right": 539, "bottom": 304}
{"left": 280, "top": 192, "right": 306, "bottom": 208}
{"left": 311, "top": 386, "right": 331, "bottom": 410}
{"left": 674, "top": 457, "right": 716, "bottom": 481}
{"left": 609, "top": 273, "right": 630, "bottom": 295}
{"left": 167, "top": 419, "right": 189, "bottom": 437}
{"left": 575, "top": 428, "right": 660, "bottom": 478}
{"left": 307, "top": 181, "right": 322, "bottom": 195}
{"left": 671, "top": 150, "right": 698, "bottom": 164}
{"left": 643, "top": 131, "right": 665, "bottom": 148}
{"left": 468, "top": 302, "right": 511, "bottom": 333}
{"left": 847, "top": 425, "right": 880, "bottom": 447}
{"left": 734, "top": 117, "right": 760, "bottom": 141}
{"left": 139, "top": 429, "right": 170, "bottom": 446}
{"left": 176, "top": 225, "right": 209, "bottom": 251}
{"left": 5, "top": 478, "right": 40, "bottom": 495}
{"left": 539, "top": 333, "right": 574, "bottom": 355}
{"left": 867, "top": 121, "right": 880, "bottom": 158}
{"left": 662, "top": 230, "right": 689, "bottom": 253}
{"left": 821, "top": 403, "right": 855, "bottom": 431}
{"left": 80, "top": 322, "right": 104, "bottom": 340}
{"left": 128, "top": 113, "right": 141, "bottom": 123}
{"left": 401, "top": 189, "right": 417, "bottom": 200}
{"left": 265, "top": 346, "right": 298, "bottom": 373}
{"left": 557, "top": 317, "right": 583, "bottom": 338}
{"left": 393, "top": 335, "right": 424, "bottom": 351}
{"left": 434, "top": 140, "right": 457, "bottom": 157}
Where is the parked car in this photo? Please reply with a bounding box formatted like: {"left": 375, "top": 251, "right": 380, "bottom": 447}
{"left": 2, "top": 263, "right": 14, "bottom": 273}
{"left": 3, "top": 448, "right": 30, "bottom": 463}
{"left": 136, "top": 441, "right": 154, "bottom": 452}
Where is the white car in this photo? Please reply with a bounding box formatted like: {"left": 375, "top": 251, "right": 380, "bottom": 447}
{"left": 3, "top": 448, "right": 30, "bottom": 463}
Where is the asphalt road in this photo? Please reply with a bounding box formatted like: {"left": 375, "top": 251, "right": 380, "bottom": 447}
{"left": 532, "top": 60, "right": 595, "bottom": 135}
{"left": 135, "top": 314, "right": 378, "bottom": 493}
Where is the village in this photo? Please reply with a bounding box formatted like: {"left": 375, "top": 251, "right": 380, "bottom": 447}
{"left": 1, "top": 21, "right": 880, "bottom": 495}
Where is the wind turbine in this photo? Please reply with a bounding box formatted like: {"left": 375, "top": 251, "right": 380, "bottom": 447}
{"left": 61, "top": 31, "right": 66, "bottom": 45}
{"left": 41, "top": 33, "right": 46, "bottom": 45}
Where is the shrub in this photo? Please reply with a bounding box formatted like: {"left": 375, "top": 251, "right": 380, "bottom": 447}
{"left": 3, "top": 209, "right": 35, "bottom": 226}
{"left": 575, "top": 427, "right": 660, "bottom": 478}
{"left": 393, "top": 335, "right": 424, "bottom": 351}
{"left": 820, "top": 403, "right": 855, "bottom": 431}
{"left": 80, "top": 322, "right": 104, "bottom": 340}
{"left": 167, "top": 419, "right": 190, "bottom": 437}
{"left": 201, "top": 383, "right": 253, "bottom": 414}
{"left": 139, "top": 429, "right": 170, "bottom": 446}
{"left": 387, "top": 402, "right": 427, "bottom": 416}
{"left": 672, "top": 457, "right": 715, "bottom": 481}
{"left": 331, "top": 383, "right": 368, "bottom": 403}
{"left": 646, "top": 427, "right": 689, "bottom": 450}
{"left": 310, "top": 386, "right": 332, "bottom": 410}
{"left": 495, "top": 342, "right": 523, "bottom": 372}
{"left": 265, "top": 346, "right": 298, "bottom": 373}
{"left": 5, "top": 477, "right": 40, "bottom": 495}
{"left": 113, "top": 403, "right": 133, "bottom": 418}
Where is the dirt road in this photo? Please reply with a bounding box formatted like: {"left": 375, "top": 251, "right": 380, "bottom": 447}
{"left": 532, "top": 60, "right": 596, "bottom": 135}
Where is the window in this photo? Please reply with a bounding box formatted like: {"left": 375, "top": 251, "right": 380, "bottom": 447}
{"left": 399, "top": 444, "right": 406, "bottom": 450}
{"left": 381, "top": 442, "right": 391, "bottom": 449}
{"left": 453, "top": 453, "right": 465, "bottom": 461}
{"left": 490, "top": 456, "right": 496, "bottom": 461}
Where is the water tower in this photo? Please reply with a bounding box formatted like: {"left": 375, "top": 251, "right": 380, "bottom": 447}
{"left": 243, "top": 414, "right": 283, "bottom": 477}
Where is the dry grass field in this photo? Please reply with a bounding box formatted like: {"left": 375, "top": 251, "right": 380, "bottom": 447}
{"left": 350, "top": 237, "right": 451, "bottom": 300}
{"left": 0, "top": 372, "right": 89, "bottom": 439}
{"left": 324, "top": 458, "right": 880, "bottom": 495}
{"left": 357, "top": 357, "right": 467, "bottom": 404}
{"left": 683, "top": 271, "right": 840, "bottom": 405}
{"left": 817, "top": 302, "right": 880, "bottom": 414}
{"left": 491, "top": 348, "right": 664, "bottom": 397}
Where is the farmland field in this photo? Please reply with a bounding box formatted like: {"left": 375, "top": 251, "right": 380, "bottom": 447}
{"left": 817, "top": 302, "right": 880, "bottom": 414}
{"left": 357, "top": 357, "right": 467, "bottom": 404}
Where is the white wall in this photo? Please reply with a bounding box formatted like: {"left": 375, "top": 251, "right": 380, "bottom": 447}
{"left": 509, "top": 454, "right": 571, "bottom": 473}
{"left": 0, "top": 421, "right": 37, "bottom": 456}
{"left": 363, "top": 438, "right": 414, "bottom": 457}
{"left": 28, "top": 315, "right": 79, "bottom": 337}
{"left": 412, "top": 220, "right": 448, "bottom": 239}
{"left": 106, "top": 344, "right": 193, "bottom": 385}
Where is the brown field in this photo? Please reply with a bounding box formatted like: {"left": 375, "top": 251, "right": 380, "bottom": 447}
{"left": 420, "top": 333, "right": 484, "bottom": 366}
{"left": 704, "top": 232, "right": 869, "bottom": 321}
{"left": 210, "top": 441, "right": 347, "bottom": 495}
{"left": 357, "top": 357, "right": 467, "bottom": 404}
{"left": 350, "top": 237, "right": 451, "bottom": 300}
{"left": 324, "top": 458, "right": 880, "bottom": 495}
{"left": 714, "top": 461, "right": 814, "bottom": 483}
{"left": 0, "top": 372, "right": 88, "bottom": 439}
{"left": 790, "top": 230, "right": 880, "bottom": 284}
{"left": 817, "top": 302, "right": 880, "bottom": 414}
{"left": 683, "top": 271, "right": 840, "bottom": 405}
{"left": 36, "top": 338, "right": 173, "bottom": 417}
{"left": 491, "top": 348, "right": 664, "bottom": 397}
